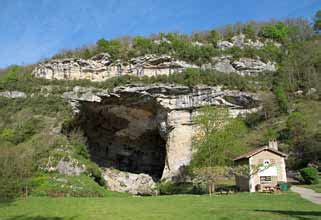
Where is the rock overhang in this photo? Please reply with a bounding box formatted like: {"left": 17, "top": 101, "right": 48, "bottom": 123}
{"left": 62, "top": 84, "right": 261, "bottom": 193}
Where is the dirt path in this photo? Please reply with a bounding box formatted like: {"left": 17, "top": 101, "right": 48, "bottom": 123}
{"left": 291, "top": 186, "right": 321, "bottom": 205}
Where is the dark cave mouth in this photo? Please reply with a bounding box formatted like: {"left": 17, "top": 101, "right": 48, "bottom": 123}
{"left": 77, "top": 101, "right": 167, "bottom": 180}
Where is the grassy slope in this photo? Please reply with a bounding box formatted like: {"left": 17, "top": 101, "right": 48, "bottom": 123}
{"left": 0, "top": 193, "right": 320, "bottom": 220}
{"left": 243, "top": 99, "right": 321, "bottom": 149}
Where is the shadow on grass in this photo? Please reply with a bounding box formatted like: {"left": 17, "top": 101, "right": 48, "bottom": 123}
{"left": 5, "top": 216, "right": 77, "bottom": 220}
{"left": 255, "top": 210, "right": 321, "bottom": 220}
{"left": 0, "top": 199, "right": 15, "bottom": 208}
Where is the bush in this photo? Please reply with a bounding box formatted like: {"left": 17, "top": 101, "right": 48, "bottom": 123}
{"left": 30, "top": 173, "right": 108, "bottom": 197}
{"left": 156, "top": 181, "right": 206, "bottom": 195}
{"left": 260, "top": 22, "right": 290, "bottom": 42}
{"left": 0, "top": 146, "right": 34, "bottom": 199}
{"left": 299, "top": 167, "right": 319, "bottom": 185}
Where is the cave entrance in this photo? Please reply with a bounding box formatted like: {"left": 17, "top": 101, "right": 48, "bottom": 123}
{"left": 77, "top": 100, "right": 167, "bottom": 180}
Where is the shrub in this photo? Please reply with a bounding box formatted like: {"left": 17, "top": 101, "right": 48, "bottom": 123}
{"left": 260, "top": 22, "right": 290, "bottom": 42}
{"left": 299, "top": 167, "right": 319, "bottom": 185}
{"left": 30, "top": 173, "right": 108, "bottom": 197}
{"left": 156, "top": 181, "right": 206, "bottom": 195}
{"left": 85, "top": 162, "right": 105, "bottom": 186}
{"left": 0, "top": 146, "right": 34, "bottom": 199}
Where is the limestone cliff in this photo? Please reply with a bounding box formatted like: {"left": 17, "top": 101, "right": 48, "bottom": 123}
{"left": 32, "top": 54, "right": 197, "bottom": 81}
{"left": 63, "top": 84, "right": 260, "bottom": 188}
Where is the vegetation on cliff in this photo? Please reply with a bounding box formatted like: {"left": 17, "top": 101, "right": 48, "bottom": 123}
{"left": 0, "top": 10, "right": 321, "bottom": 199}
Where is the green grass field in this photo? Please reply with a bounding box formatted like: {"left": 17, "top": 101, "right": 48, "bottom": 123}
{"left": 0, "top": 193, "right": 320, "bottom": 220}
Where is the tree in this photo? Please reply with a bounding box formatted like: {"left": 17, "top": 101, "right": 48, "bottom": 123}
{"left": 192, "top": 106, "right": 247, "bottom": 167}
{"left": 260, "top": 22, "right": 290, "bottom": 42}
{"left": 274, "top": 85, "right": 289, "bottom": 113}
{"left": 132, "top": 36, "right": 155, "bottom": 56}
{"left": 0, "top": 146, "right": 34, "bottom": 199}
{"left": 96, "top": 39, "right": 122, "bottom": 60}
{"left": 286, "top": 111, "right": 307, "bottom": 143}
{"left": 192, "top": 166, "right": 229, "bottom": 195}
{"left": 313, "top": 10, "right": 321, "bottom": 33}
{"left": 208, "top": 30, "right": 220, "bottom": 47}
{"left": 243, "top": 24, "right": 257, "bottom": 40}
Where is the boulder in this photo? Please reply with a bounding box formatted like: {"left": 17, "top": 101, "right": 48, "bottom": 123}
{"left": 217, "top": 41, "right": 234, "bottom": 50}
{"left": 232, "top": 58, "right": 276, "bottom": 75}
{"left": 103, "top": 168, "right": 157, "bottom": 195}
{"left": 57, "top": 159, "right": 86, "bottom": 176}
{"left": 217, "top": 34, "right": 265, "bottom": 50}
{"left": 0, "top": 91, "right": 27, "bottom": 98}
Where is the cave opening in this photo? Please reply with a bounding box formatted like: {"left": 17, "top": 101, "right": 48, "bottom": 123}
{"left": 76, "top": 99, "right": 167, "bottom": 180}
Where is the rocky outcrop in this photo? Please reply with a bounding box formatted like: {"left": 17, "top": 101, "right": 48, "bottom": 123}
{"left": 203, "top": 56, "right": 276, "bottom": 76}
{"left": 217, "top": 34, "right": 265, "bottom": 50}
{"left": 56, "top": 159, "right": 86, "bottom": 176}
{"left": 63, "top": 84, "right": 260, "bottom": 190}
{"left": 0, "top": 91, "right": 27, "bottom": 99}
{"left": 103, "top": 168, "right": 156, "bottom": 195}
{"left": 33, "top": 54, "right": 197, "bottom": 82}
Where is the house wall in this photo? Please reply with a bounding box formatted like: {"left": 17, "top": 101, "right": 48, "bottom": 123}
{"left": 249, "top": 150, "right": 287, "bottom": 192}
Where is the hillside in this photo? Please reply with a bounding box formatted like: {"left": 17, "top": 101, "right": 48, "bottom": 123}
{"left": 0, "top": 19, "right": 321, "bottom": 198}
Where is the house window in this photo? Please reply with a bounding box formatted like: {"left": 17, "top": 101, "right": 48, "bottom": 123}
{"left": 260, "top": 176, "right": 272, "bottom": 184}
{"left": 263, "top": 159, "right": 271, "bottom": 166}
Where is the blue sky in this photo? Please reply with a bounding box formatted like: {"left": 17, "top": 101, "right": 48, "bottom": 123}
{"left": 0, "top": 0, "right": 320, "bottom": 68}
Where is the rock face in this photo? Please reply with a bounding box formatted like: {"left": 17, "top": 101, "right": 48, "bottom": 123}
{"left": 0, "top": 91, "right": 27, "bottom": 99}
{"left": 56, "top": 159, "right": 86, "bottom": 176}
{"left": 217, "top": 34, "right": 265, "bottom": 50}
{"left": 203, "top": 56, "right": 276, "bottom": 76}
{"left": 33, "top": 54, "right": 197, "bottom": 82}
{"left": 63, "top": 84, "right": 260, "bottom": 193}
{"left": 103, "top": 168, "right": 157, "bottom": 195}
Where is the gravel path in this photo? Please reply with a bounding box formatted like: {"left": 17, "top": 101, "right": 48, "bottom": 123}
{"left": 291, "top": 186, "right": 321, "bottom": 205}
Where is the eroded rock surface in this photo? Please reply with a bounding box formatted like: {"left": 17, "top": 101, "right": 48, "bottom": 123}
{"left": 63, "top": 84, "right": 260, "bottom": 188}
{"left": 203, "top": 56, "right": 276, "bottom": 76}
{"left": 33, "top": 54, "right": 197, "bottom": 81}
{"left": 103, "top": 168, "right": 156, "bottom": 195}
{"left": 217, "top": 34, "right": 266, "bottom": 50}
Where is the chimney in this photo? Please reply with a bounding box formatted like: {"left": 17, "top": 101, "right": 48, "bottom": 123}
{"left": 268, "top": 140, "right": 278, "bottom": 150}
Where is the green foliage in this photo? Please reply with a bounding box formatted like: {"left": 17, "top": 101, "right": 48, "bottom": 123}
{"left": 0, "top": 65, "right": 24, "bottom": 86}
{"left": 299, "top": 167, "right": 320, "bottom": 185}
{"left": 243, "top": 24, "right": 257, "bottom": 40}
{"left": 132, "top": 36, "right": 156, "bottom": 56}
{"left": 192, "top": 106, "right": 247, "bottom": 167}
{"left": 225, "top": 43, "right": 283, "bottom": 63}
{"left": 208, "top": 30, "right": 221, "bottom": 46}
{"left": 260, "top": 22, "right": 290, "bottom": 42}
{"left": 84, "top": 162, "right": 105, "bottom": 186}
{"left": 0, "top": 118, "right": 41, "bottom": 145}
{"left": 97, "top": 39, "right": 122, "bottom": 60}
{"left": 30, "top": 173, "right": 109, "bottom": 197}
{"left": 0, "top": 145, "right": 34, "bottom": 200}
{"left": 274, "top": 85, "right": 289, "bottom": 113}
{"left": 279, "top": 39, "right": 321, "bottom": 93}
{"left": 313, "top": 10, "right": 321, "bottom": 33}
{"left": 156, "top": 181, "right": 206, "bottom": 195}
{"left": 192, "top": 166, "right": 231, "bottom": 194}
{"left": 286, "top": 112, "right": 307, "bottom": 142}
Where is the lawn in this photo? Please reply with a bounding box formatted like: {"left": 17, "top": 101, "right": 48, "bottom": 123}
{"left": 0, "top": 193, "right": 320, "bottom": 220}
{"left": 304, "top": 184, "right": 321, "bottom": 193}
